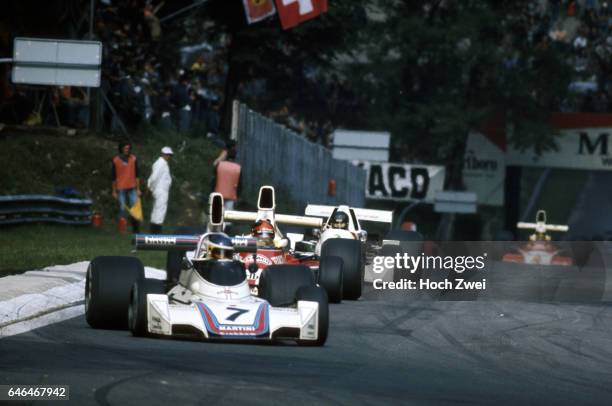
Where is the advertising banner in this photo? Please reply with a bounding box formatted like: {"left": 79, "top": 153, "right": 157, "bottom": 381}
{"left": 507, "top": 127, "right": 612, "bottom": 170}
{"left": 463, "top": 131, "right": 506, "bottom": 206}
{"left": 354, "top": 161, "right": 445, "bottom": 202}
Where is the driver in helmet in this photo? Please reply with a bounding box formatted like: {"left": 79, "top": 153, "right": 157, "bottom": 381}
{"left": 330, "top": 211, "right": 349, "bottom": 230}
{"left": 204, "top": 233, "right": 235, "bottom": 260}
{"left": 190, "top": 233, "right": 245, "bottom": 288}
{"left": 251, "top": 219, "right": 275, "bottom": 247}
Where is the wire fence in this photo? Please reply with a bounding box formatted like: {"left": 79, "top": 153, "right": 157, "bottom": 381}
{"left": 234, "top": 102, "right": 365, "bottom": 210}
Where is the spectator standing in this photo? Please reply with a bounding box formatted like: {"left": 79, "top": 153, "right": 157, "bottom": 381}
{"left": 144, "top": 2, "right": 164, "bottom": 41}
{"left": 172, "top": 75, "right": 192, "bottom": 132}
{"left": 157, "top": 85, "right": 174, "bottom": 130}
{"left": 212, "top": 141, "right": 241, "bottom": 230}
{"left": 147, "top": 146, "right": 173, "bottom": 233}
{"left": 112, "top": 141, "right": 141, "bottom": 232}
{"left": 212, "top": 139, "right": 236, "bottom": 166}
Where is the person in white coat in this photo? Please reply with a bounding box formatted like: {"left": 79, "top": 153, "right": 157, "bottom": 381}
{"left": 147, "top": 146, "right": 173, "bottom": 233}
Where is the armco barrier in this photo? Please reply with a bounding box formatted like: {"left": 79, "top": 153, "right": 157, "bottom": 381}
{"left": 0, "top": 195, "right": 93, "bottom": 226}
{"left": 234, "top": 103, "right": 365, "bottom": 209}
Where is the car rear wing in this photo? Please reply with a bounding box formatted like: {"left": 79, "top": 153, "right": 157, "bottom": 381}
{"left": 517, "top": 209, "right": 569, "bottom": 233}
{"left": 516, "top": 223, "right": 569, "bottom": 232}
{"left": 224, "top": 210, "right": 323, "bottom": 228}
{"left": 133, "top": 234, "right": 258, "bottom": 252}
{"left": 305, "top": 204, "right": 393, "bottom": 224}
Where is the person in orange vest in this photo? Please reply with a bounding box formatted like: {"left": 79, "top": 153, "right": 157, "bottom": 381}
{"left": 111, "top": 141, "right": 141, "bottom": 232}
{"left": 212, "top": 141, "right": 241, "bottom": 231}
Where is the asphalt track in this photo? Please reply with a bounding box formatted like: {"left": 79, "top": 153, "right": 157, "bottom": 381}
{"left": 1, "top": 283, "right": 612, "bottom": 405}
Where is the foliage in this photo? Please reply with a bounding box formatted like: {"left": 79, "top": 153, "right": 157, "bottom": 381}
{"left": 350, "top": 0, "right": 572, "bottom": 187}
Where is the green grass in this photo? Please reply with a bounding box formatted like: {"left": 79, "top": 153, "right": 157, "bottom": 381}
{"left": 0, "top": 128, "right": 222, "bottom": 226}
{"left": 0, "top": 223, "right": 168, "bottom": 275}
{"left": 0, "top": 128, "right": 223, "bottom": 276}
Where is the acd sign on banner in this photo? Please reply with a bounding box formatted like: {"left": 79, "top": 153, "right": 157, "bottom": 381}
{"left": 353, "top": 161, "right": 445, "bottom": 202}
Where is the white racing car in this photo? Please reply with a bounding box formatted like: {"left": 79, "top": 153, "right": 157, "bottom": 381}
{"left": 85, "top": 231, "right": 329, "bottom": 345}
{"left": 304, "top": 204, "right": 393, "bottom": 255}
{"left": 293, "top": 204, "right": 394, "bottom": 300}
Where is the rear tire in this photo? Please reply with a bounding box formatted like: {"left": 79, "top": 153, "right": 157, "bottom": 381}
{"left": 383, "top": 231, "right": 424, "bottom": 282}
{"left": 129, "top": 278, "right": 166, "bottom": 337}
{"left": 85, "top": 256, "right": 144, "bottom": 329}
{"left": 321, "top": 239, "right": 363, "bottom": 300}
{"left": 296, "top": 286, "right": 329, "bottom": 346}
{"left": 259, "top": 265, "right": 315, "bottom": 307}
{"left": 318, "top": 256, "right": 343, "bottom": 303}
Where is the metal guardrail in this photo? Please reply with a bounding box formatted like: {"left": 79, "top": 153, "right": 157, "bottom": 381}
{"left": 234, "top": 102, "right": 366, "bottom": 209}
{"left": 0, "top": 195, "right": 93, "bottom": 226}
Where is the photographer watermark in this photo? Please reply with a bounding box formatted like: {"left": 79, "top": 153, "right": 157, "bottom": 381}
{"left": 371, "top": 253, "right": 488, "bottom": 291}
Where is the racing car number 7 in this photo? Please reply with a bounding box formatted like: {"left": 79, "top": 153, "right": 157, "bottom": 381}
{"left": 225, "top": 307, "right": 249, "bottom": 321}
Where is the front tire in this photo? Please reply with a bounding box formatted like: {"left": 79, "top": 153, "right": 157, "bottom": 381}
{"left": 85, "top": 256, "right": 144, "bottom": 329}
{"left": 259, "top": 265, "right": 315, "bottom": 307}
{"left": 129, "top": 278, "right": 166, "bottom": 337}
{"left": 296, "top": 286, "right": 329, "bottom": 346}
{"left": 318, "top": 256, "right": 343, "bottom": 303}
{"left": 321, "top": 239, "right": 363, "bottom": 300}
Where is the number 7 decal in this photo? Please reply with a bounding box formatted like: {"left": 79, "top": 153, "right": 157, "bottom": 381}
{"left": 226, "top": 306, "right": 249, "bottom": 321}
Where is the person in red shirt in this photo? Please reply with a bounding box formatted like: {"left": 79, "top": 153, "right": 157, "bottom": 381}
{"left": 211, "top": 141, "right": 241, "bottom": 231}
{"left": 111, "top": 141, "right": 141, "bottom": 232}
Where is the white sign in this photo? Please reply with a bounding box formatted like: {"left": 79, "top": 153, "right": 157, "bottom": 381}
{"left": 11, "top": 37, "right": 102, "bottom": 87}
{"left": 353, "top": 161, "right": 445, "bottom": 202}
{"left": 333, "top": 130, "right": 390, "bottom": 162}
{"left": 434, "top": 191, "right": 477, "bottom": 214}
{"left": 507, "top": 127, "right": 612, "bottom": 170}
{"left": 463, "top": 131, "right": 505, "bottom": 206}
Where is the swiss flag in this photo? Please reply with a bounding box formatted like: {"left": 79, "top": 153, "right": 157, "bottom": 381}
{"left": 242, "top": 0, "right": 277, "bottom": 25}
{"left": 274, "top": 0, "right": 328, "bottom": 30}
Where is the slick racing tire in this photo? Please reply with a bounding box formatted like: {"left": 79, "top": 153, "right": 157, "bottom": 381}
{"left": 85, "top": 256, "right": 144, "bottom": 329}
{"left": 259, "top": 265, "right": 315, "bottom": 307}
{"left": 571, "top": 241, "right": 594, "bottom": 268}
{"left": 129, "top": 278, "right": 167, "bottom": 337}
{"left": 318, "top": 255, "right": 343, "bottom": 304}
{"left": 166, "top": 226, "right": 206, "bottom": 286}
{"left": 383, "top": 230, "right": 424, "bottom": 283}
{"left": 296, "top": 286, "right": 329, "bottom": 347}
{"left": 321, "top": 239, "right": 363, "bottom": 300}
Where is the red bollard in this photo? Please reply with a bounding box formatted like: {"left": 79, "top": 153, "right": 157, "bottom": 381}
{"left": 92, "top": 212, "right": 102, "bottom": 228}
{"left": 117, "top": 217, "right": 127, "bottom": 233}
{"left": 328, "top": 179, "right": 337, "bottom": 197}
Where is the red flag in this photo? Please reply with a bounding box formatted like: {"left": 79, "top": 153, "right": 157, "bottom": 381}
{"left": 242, "top": 0, "right": 276, "bottom": 25}
{"left": 274, "top": 0, "right": 328, "bottom": 30}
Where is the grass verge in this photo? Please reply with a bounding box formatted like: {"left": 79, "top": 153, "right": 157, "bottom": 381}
{"left": 0, "top": 223, "right": 167, "bottom": 275}
{"left": 0, "top": 128, "right": 223, "bottom": 276}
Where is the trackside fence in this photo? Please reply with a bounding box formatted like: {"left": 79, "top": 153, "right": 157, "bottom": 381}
{"left": 233, "top": 102, "right": 366, "bottom": 210}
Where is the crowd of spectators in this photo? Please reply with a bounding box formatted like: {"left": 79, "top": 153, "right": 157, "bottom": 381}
{"left": 505, "top": 0, "right": 612, "bottom": 112}
{"left": 96, "top": 0, "right": 229, "bottom": 136}
{"left": 7, "top": 0, "right": 610, "bottom": 144}
{"left": 0, "top": 0, "right": 341, "bottom": 146}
